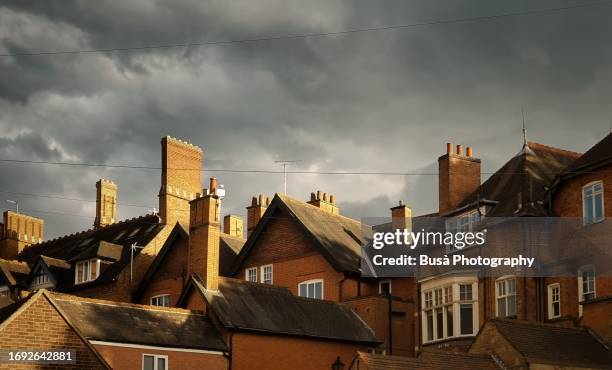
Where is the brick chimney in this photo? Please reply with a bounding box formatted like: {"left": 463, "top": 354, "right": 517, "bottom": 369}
{"left": 0, "top": 211, "right": 44, "bottom": 259}
{"left": 246, "top": 194, "right": 269, "bottom": 237}
{"left": 307, "top": 191, "right": 339, "bottom": 215}
{"left": 438, "top": 143, "right": 481, "bottom": 215}
{"left": 188, "top": 178, "right": 220, "bottom": 291}
{"left": 94, "top": 179, "right": 117, "bottom": 228}
{"left": 159, "top": 136, "right": 203, "bottom": 228}
{"left": 224, "top": 215, "right": 244, "bottom": 238}
{"left": 391, "top": 200, "right": 412, "bottom": 231}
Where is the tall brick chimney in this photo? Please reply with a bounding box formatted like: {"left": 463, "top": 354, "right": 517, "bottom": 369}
{"left": 0, "top": 211, "right": 44, "bottom": 259}
{"left": 307, "top": 191, "right": 340, "bottom": 215}
{"left": 159, "top": 136, "right": 202, "bottom": 228}
{"left": 438, "top": 143, "right": 481, "bottom": 215}
{"left": 246, "top": 194, "right": 269, "bottom": 237}
{"left": 188, "top": 178, "right": 220, "bottom": 291}
{"left": 223, "top": 215, "right": 244, "bottom": 238}
{"left": 391, "top": 200, "right": 412, "bottom": 231}
{"left": 94, "top": 179, "right": 117, "bottom": 228}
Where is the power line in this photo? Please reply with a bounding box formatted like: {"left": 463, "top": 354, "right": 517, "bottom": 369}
{"left": 1, "top": 1, "right": 611, "bottom": 58}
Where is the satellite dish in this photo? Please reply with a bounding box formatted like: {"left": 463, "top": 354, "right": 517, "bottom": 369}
{"left": 216, "top": 185, "right": 226, "bottom": 199}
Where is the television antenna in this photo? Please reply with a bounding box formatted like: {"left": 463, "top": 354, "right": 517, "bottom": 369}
{"left": 274, "top": 160, "right": 301, "bottom": 194}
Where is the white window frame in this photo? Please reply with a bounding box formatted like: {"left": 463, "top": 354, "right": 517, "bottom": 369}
{"left": 547, "top": 283, "right": 561, "bottom": 319}
{"left": 298, "top": 279, "right": 324, "bottom": 300}
{"left": 582, "top": 181, "right": 605, "bottom": 225}
{"left": 74, "top": 259, "right": 101, "bottom": 285}
{"left": 578, "top": 266, "right": 596, "bottom": 316}
{"left": 246, "top": 267, "right": 257, "bottom": 282}
{"left": 150, "top": 294, "right": 171, "bottom": 307}
{"left": 379, "top": 279, "right": 392, "bottom": 295}
{"left": 142, "top": 354, "right": 168, "bottom": 370}
{"left": 0, "top": 286, "right": 9, "bottom": 297}
{"left": 261, "top": 264, "right": 273, "bottom": 284}
{"left": 420, "top": 276, "right": 478, "bottom": 344}
{"left": 495, "top": 276, "right": 516, "bottom": 318}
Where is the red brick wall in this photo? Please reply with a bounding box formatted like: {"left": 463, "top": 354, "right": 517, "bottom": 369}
{"left": 581, "top": 298, "right": 612, "bottom": 340}
{"left": 93, "top": 344, "right": 227, "bottom": 370}
{"left": 0, "top": 293, "right": 107, "bottom": 370}
{"left": 469, "top": 322, "right": 526, "bottom": 369}
{"left": 553, "top": 167, "right": 612, "bottom": 219}
{"left": 438, "top": 152, "right": 481, "bottom": 215}
{"left": 231, "top": 332, "right": 369, "bottom": 370}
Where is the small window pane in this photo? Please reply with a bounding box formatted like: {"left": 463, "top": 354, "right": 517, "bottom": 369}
{"left": 157, "top": 357, "right": 166, "bottom": 370}
{"left": 460, "top": 304, "right": 473, "bottom": 335}
{"left": 426, "top": 310, "right": 434, "bottom": 341}
{"left": 436, "top": 308, "right": 443, "bottom": 339}
{"left": 446, "top": 305, "right": 453, "bottom": 337}
{"left": 143, "top": 356, "right": 154, "bottom": 370}
{"left": 299, "top": 284, "right": 307, "bottom": 297}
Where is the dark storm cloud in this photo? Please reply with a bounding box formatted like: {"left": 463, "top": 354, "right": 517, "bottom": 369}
{"left": 1, "top": 0, "right": 611, "bottom": 238}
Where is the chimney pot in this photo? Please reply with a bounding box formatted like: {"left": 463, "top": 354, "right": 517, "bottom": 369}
{"left": 251, "top": 196, "right": 257, "bottom": 206}
{"left": 316, "top": 190, "right": 322, "bottom": 200}
{"left": 399, "top": 200, "right": 404, "bottom": 206}
{"left": 258, "top": 194, "right": 264, "bottom": 205}
{"left": 266, "top": 197, "right": 271, "bottom": 206}
{"left": 466, "top": 147, "right": 473, "bottom": 157}
{"left": 209, "top": 178, "right": 218, "bottom": 194}
{"left": 456, "top": 144, "right": 463, "bottom": 156}
{"left": 330, "top": 194, "right": 335, "bottom": 204}
{"left": 311, "top": 192, "right": 316, "bottom": 201}
{"left": 323, "top": 193, "right": 328, "bottom": 202}
{"left": 446, "top": 143, "right": 453, "bottom": 154}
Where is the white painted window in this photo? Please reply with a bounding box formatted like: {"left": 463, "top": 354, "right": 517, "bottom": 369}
{"left": 578, "top": 266, "right": 596, "bottom": 317}
{"left": 261, "top": 265, "right": 273, "bottom": 284}
{"left": 150, "top": 294, "right": 171, "bottom": 307}
{"left": 246, "top": 267, "right": 257, "bottom": 282}
{"left": 75, "top": 259, "right": 100, "bottom": 284}
{"left": 495, "top": 277, "right": 516, "bottom": 318}
{"left": 445, "top": 208, "right": 485, "bottom": 252}
{"left": 583, "top": 181, "right": 604, "bottom": 225}
{"left": 547, "top": 284, "right": 561, "bottom": 319}
{"left": 421, "top": 279, "right": 477, "bottom": 343}
{"left": 142, "top": 354, "right": 167, "bottom": 370}
{"left": 379, "top": 279, "right": 392, "bottom": 295}
{"left": 298, "top": 279, "right": 324, "bottom": 299}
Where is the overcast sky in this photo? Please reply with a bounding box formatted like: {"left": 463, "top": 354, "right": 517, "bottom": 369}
{"left": 1, "top": 0, "right": 611, "bottom": 239}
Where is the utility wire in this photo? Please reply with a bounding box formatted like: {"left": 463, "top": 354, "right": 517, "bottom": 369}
{"left": 1, "top": 0, "right": 611, "bottom": 58}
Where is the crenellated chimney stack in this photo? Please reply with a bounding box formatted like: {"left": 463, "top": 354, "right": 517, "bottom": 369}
{"left": 0, "top": 211, "right": 44, "bottom": 259}
{"left": 94, "top": 179, "right": 117, "bottom": 229}
{"left": 246, "top": 194, "right": 269, "bottom": 237}
{"left": 188, "top": 178, "right": 221, "bottom": 291}
{"left": 438, "top": 142, "right": 481, "bottom": 215}
{"left": 223, "top": 214, "right": 244, "bottom": 238}
{"left": 307, "top": 190, "right": 340, "bottom": 215}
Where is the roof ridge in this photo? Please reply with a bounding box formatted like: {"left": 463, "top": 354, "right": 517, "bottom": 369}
{"left": 491, "top": 318, "right": 589, "bottom": 332}
{"left": 278, "top": 193, "right": 367, "bottom": 226}
{"left": 527, "top": 141, "right": 582, "bottom": 158}
{"left": 50, "top": 292, "right": 204, "bottom": 316}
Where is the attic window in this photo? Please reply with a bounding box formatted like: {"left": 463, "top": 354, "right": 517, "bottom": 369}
{"left": 299, "top": 279, "right": 324, "bottom": 300}
{"left": 583, "top": 181, "right": 604, "bottom": 225}
{"left": 32, "top": 267, "right": 50, "bottom": 287}
{"left": 112, "top": 230, "right": 128, "bottom": 242}
{"left": 75, "top": 259, "right": 100, "bottom": 284}
{"left": 150, "top": 294, "right": 170, "bottom": 307}
{"left": 127, "top": 227, "right": 141, "bottom": 239}
{"left": 246, "top": 267, "right": 257, "bottom": 282}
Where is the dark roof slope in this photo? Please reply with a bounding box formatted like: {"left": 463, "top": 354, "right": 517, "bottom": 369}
{"left": 352, "top": 350, "right": 501, "bottom": 370}
{"left": 456, "top": 142, "right": 580, "bottom": 216}
{"left": 219, "top": 234, "right": 245, "bottom": 276}
{"left": 0, "top": 258, "right": 30, "bottom": 286}
{"left": 53, "top": 294, "right": 227, "bottom": 352}
{"left": 188, "top": 276, "right": 378, "bottom": 344}
{"left": 490, "top": 319, "right": 612, "bottom": 368}
{"left": 233, "top": 194, "right": 370, "bottom": 274}
{"left": 561, "top": 133, "right": 612, "bottom": 178}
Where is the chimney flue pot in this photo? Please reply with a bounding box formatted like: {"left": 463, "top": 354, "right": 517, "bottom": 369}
{"left": 466, "top": 147, "right": 473, "bottom": 157}
{"left": 456, "top": 144, "right": 463, "bottom": 156}
{"left": 446, "top": 143, "right": 453, "bottom": 154}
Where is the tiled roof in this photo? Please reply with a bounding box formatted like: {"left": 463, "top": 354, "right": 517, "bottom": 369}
{"left": 0, "top": 258, "right": 30, "bottom": 286}
{"left": 52, "top": 293, "right": 227, "bottom": 352}
{"left": 489, "top": 319, "right": 612, "bottom": 368}
{"left": 16, "top": 214, "right": 165, "bottom": 291}
{"left": 351, "top": 350, "right": 501, "bottom": 370}
{"left": 456, "top": 142, "right": 580, "bottom": 216}
{"left": 233, "top": 193, "right": 371, "bottom": 274}
{"left": 219, "top": 234, "right": 245, "bottom": 276}
{"left": 561, "top": 133, "right": 612, "bottom": 177}
{"left": 185, "top": 275, "right": 379, "bottom": 344}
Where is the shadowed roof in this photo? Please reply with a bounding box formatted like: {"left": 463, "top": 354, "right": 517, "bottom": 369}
{"left": 560, "top": 133, "right": 612, "bottom": 178}
{"left": 184, "top": 275, "right": 379, "bottom": 344}
{"left": 0, "top": 258, "right": 30, "bottom": 286}
{"left": 487, "top": 319, "right": 612, "bottom": 368}
{"left": 351, "top": 350, "right": 501, "bottom": 370}
{"left": 53, "top": 293, "right": 227, "bottom": 352}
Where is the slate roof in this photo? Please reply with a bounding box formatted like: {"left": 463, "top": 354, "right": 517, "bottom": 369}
{"left": 183, "top": 275, "right": 379, "bottom": 344}
{"left": 454, "top": 142, "right": 580, "bottom": 216}
{"left": 351, "top": 351, "right": 501, "bottom": 370}
{"left": 488, "top": 319, "right": 612, "bottom": 368}
{"left": 219, "top": 234, "right": 244, "bottom": 276}
{"left": 16, "top": 214, "right": 165, "bottom": 291}
{"left": 0, "top": 258, "right": 30, "bottom": 286}
{"left": 232, "top": 193, "right": 371, "bottom": 274}
{"left": 52, "top": 293, "right": 227, "bottom": 352}
{"left": 560, "top": 133, "right": 612, "bottom": 178}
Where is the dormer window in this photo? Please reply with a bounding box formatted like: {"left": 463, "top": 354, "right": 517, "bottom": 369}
{"left": 75, "top": 259, "right": 100, "bottom": 284}
{"left": 583, "top": 181, "right": 604, "bottom": 225}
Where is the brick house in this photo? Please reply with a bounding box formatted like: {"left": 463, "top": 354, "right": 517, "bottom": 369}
{"left": 229, "top": 192, "right": 415, "bottom": 356}
{"left": 0, "top": 289, "right": 228, "bottom": 370}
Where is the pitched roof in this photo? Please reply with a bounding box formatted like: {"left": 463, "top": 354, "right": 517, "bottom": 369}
{"left": 52, "top": 293, "right": 227, "bottom": 352}
{"left": 182, "top": 275, "right": 379, "bottom": 344}
{"left": 351, "top": 351, "right": 501, "bottom": 370}
{"left": 455, "top": 142, "right": 580, "bottom": 216}
{"left": 219, "top": 234, "right": 245, "bottom": 276}
{"left": 233, "top": 194, "right": 370, "bottom": 274}
{"left": 488, "top": 319, "right": 612, "bottom": 368}
{"left": 561, "top": 133, "right": 612, "bottom": 178}
{"left": 16, "top": 214, "right": 165, "bottom": 291}
{"left": 0, "top": 258, "right": 30, "bottom": 286}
